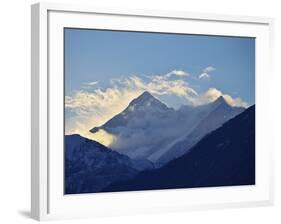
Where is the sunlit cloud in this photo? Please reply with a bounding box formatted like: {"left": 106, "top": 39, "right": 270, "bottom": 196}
{"left": 65, "top": 87, "right": 143, "bottom": 140}
{"left": 195, "top": 88, "right": 248, "bottom": 107}
{"left": 65, "top": 69, "right": 198, "bottom": 140}
{"left": 65, "top": 69, "right": 248, "bottom": 141}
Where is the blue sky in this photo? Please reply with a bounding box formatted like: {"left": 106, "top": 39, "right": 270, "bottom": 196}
{"left": 65, "top": 28, "right": 255, "bottom": 103}
{"left": 64, "top": 28, "right": 255, "bottom": 136}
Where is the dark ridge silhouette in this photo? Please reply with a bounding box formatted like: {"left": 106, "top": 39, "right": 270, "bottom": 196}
{"left": 65, "top": 135, "right": 139, "bottom": 194}
{"left": 102, "top": 105, "right": 255, "bottom": 192}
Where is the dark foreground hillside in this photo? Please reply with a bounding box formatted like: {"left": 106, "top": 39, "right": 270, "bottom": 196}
{"left": 103, "top": 105, "right": 255, "bottom": 192}
{"left": 65, "top": 134, "right": 139, "bottom": 194}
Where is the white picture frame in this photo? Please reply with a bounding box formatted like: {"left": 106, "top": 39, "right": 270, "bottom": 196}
{"left": 31, "top": 2, "right": 274, "bottom": 221}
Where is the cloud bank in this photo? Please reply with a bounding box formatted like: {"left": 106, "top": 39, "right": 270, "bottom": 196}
{"left": 65, "top": 69, "right": 248, "bottom": 141}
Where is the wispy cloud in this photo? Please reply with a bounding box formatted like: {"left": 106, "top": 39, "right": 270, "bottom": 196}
{"left": 65, "top": 69, "right": 196, "bottom": 138}
{"left": 81, "top": 81, "right": 99, "bottom": 90}
{"left": 83, "top": 81, "right": 99, "bottom": 86}
{"left": 65, "top": 69, "right": 248, "bottom": 140}
{"left": 198, "top": 66, "right": 216, "bottom": 80}
{"left": 166, "top": 70, "right": 189, "bottom": 78}
{"left": 198, "top": 73, "right": 210, "bottom": 80}
{"left": 203, "top": 66, "right": 216, "bottom": 73}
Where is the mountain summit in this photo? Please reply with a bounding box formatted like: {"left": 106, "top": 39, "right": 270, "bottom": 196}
{"left": 126, "top": 91, "right": 171, "bottom": 113}
{"left": 90, "top": 91, "right": 173, "bottom": 134}
{"left": 133, "top": 91, "right": 154, "bottom": 102}
{"left": 214, "top": 95, "right": 228, "bottom": 105}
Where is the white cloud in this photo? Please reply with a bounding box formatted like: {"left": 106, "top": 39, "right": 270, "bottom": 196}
{"left": 166, "top": 70, "right": 189, "bottom": 77}
{"left": 194, "top": 88, "right": 248, "bottom": 107}
{"left": 222, "top": 94, "right": 248, "bottom": 108}
{"left": 81, "top": 81, "right": 99, "bottom": 89}
{"left": 198, "top": 72, "right": 210, "bottom": 80}
{"left": 65, "top": 87, "right": 143, "bottom": 138}
{"left": 84, "top": 81, "right": 99, "bottom": 86}
{"left": 198, "top": 66, "right": 216, "bottom": 80}
{"left": 65, "top": 70, "right": 248, "bottom": 141}
{"left": 145, "top": 76, "right": 198, "bottom": 97}
{"left": 65, "top": 69, "right": 197, "bottom": 139}
{"left": 203, "top": 66, "right": 216, "bottom": 73}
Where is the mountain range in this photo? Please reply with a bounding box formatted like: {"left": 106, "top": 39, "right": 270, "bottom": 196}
{"left": 102, "top": 105, "right": 255, "bottom": 192}
{"left": 90, "top": 91, "right": 244, "bottom": 165}
{"left": 65, "top": 91, "right": 254, "bottom": 194}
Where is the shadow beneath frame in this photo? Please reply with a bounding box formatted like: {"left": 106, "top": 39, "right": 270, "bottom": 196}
{"left": 18, "top": 210, "right": 32, "bottom": 219}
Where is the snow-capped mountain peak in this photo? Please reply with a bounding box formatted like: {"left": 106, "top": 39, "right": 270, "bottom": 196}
{"left": 126, "top": 91, "right": 171, "bottom": 112}
{"left": 90, "top": 91, "right": 173, "bottom": 134}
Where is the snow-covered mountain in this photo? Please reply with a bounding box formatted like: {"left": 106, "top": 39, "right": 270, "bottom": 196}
{"left": 152, "top": 96, "right": 245, "bottom": 164}
{"left": 90, "top": 91, "right": 245, "bottom": 165}
{"left": 65, "top": 134, "right": 153, "bottom": 194}
{"left": 91, "top": 91, "right": 174, "bottom": 133}
{"left": 90, "top": 91, "right": 177, "bottom": 158}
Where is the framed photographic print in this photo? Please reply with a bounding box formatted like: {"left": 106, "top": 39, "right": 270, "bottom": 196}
{"left": 31, "top": 2, "right": 274, "bottom": 221}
